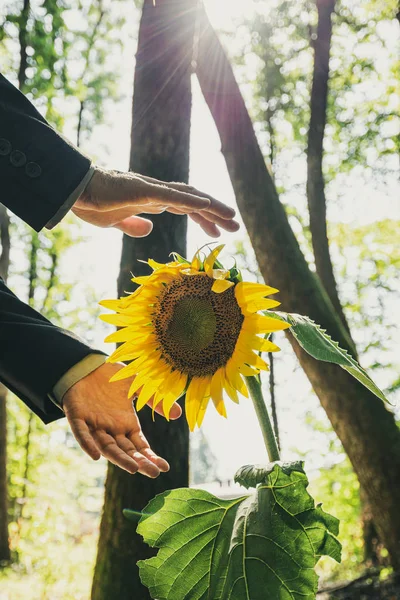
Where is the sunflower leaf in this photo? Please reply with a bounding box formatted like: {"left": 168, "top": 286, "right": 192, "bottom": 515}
{"left": 234, "top": 460, "right": 305, "bottom": 489}
{"left": 134, "top": 463, "right": 341, "bottom": 600}
{"left": 267, "top": 311, "right": 389, "bottom": 404}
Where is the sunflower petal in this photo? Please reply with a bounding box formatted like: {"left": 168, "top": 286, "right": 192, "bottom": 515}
{"left": 245, "top": 335, "right": 280, "bottom": 353}
{"left": 131, "top": 275, "right": 153, "bottom": 285}
{"left": 196, "top": 395, "right": 211, "bottom": 428}
{"left": 109, "top": 361, "right": 140, "bottom": 382}
{"left": 226, "top": 359, "right": 249, "bottom": 398}
{"left": 151, "top": 389, "right": 165, "bottom": 419}
{"left": 191, "top": 252, "right": 202, "bottom": 271}
{"left": 236, "top": 350, "right": 269, "bottom": 371}
{"left": 185, "top": 380, "right": 199, "bottom": 432}
{"left": 99, "top": 299, "right": 125, "bottom": 310}
{"left": 211, "top": 279, "right": 235, "bottom": 294}
{"left": 242, "top": 314, "right": 291, "bottom": 333}
{"left": 210, "top": 369, "right": 227, "bottom": 417}
{"left": 195, "top": 378, "right": 211, "bottom": 427}
{"left": 162, "top": 372, "right": 187, "bottom": 419}
{"left": 235, "top": 281, "right": 279, "bottom": 306}
{"left": 240, "top": 299, "right": 281, "bottom": 315}
{"left": 105, "top": 327, "right": 154, "bottom": 344}
{"left": 238, "top": 363, "right": 260, "bottom": 377}
{"left": 147, "top": 259, "right": 165, "bottom": 271}
{"left": 100, "top": 313, "right": 143, "bottom": 327}
{"left": 204, "top": 244, "right": 225, "bottom": 276}
{"left": 136, "top": 381, "right": 158, "bottom": 411}
{"left": 224, "top": 376, "right": 240, "bottom": 404}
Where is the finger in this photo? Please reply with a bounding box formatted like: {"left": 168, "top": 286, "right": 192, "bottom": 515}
{"left": 128, "top": 429, "right": 170, "bottom": 473}
{"left": 144, "top": 182, "right": 212, "bottom": 211}
{"left": 115, "top": 216, "right": 153, "bottom": 237}
{"left": 67, "top": 418, "right": 101, "bottom": 461}
{"left": 189, "top": 212, "right": 221, "bottom": 237}
{"left": 148, "top": 397, "right": 182, "bottom": 420}
{"left": 92, "top": 430, "right": 139, "bottom": 474}
{"left": 137, "top": 175, "right": 237, "bottom": 219}
{"left": 199, "top": 211, "right": 240, "bottom": 232}
{"left": 115, "top": 434, "right": 161, "bottom": 478}
{"left": 168, "top": 207, "right": 240, "bottom": 232}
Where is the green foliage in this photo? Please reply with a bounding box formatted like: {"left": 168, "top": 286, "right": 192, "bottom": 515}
{"left": 2, "top": 401, "right": 105, "bottom": 599}
{"left": 242, "top": 0, "right": 399, "bottom": 198}
{"left": 129, "top": 462, "right": 340, "bottom": 600}
{"left": 330, "top": 220, "right": 400, "bottom": 394}
{"left": 0, "top": 0, "right": 125, "bottom": 137}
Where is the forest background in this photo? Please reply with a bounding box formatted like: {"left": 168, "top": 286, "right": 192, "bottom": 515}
{"left": 0, "top": 0, "right": 399, "bottom": 598}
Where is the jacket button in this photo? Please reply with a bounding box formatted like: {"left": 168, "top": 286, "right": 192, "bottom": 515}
{"left": 10, "top": 150, "right": 27, "bottom": 167}
{"left": 0, "top": 139, "right": 11, "bottom": 156}
{"left": 25, "top": 162, "right": 42, "bottom": 178}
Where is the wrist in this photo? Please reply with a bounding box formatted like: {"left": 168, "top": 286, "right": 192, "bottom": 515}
{"left": 53, "top": 353, "right": 107, "bottom": 408}
{"left": 75, "top": 165, "right": 98, "bottom": 205}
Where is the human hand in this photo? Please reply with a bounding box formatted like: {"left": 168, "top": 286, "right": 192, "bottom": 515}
{"left": 63, "top": 362, "right": 182, "bottom": 477}
{"left": 72, "top": 167, "right": 240, "bottom": 237}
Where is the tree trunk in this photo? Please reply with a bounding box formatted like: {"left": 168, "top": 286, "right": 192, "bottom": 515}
{"left": 306, "top": 0, "right": 354, "bottom": 344}
{"left": 17, "top": 0, "right": 30, "bottom": 92}
{"left": 0, "top": 204, "right": 10, "bottom": 563}
{"left": 91, "top": 2, "right": 195, "bottom": 598}
{"left": 308, "top": 0, "right": 381, "bottom": 559}
{"left": 0, "top": 384, "right": 10, "bottom": 564}
{"left": 196, "top": 7, "right": 400, "bottom": 571}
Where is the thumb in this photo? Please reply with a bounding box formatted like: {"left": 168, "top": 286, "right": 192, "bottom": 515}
{"left": 115, "top": 216, "right": 153, "bottom": 237}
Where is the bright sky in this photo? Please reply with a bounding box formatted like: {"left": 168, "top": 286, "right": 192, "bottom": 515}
{"left": 56, "top": 0, "right": 400, "bottom": 482}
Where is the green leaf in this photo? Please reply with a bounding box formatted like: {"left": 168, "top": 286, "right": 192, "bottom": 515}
{"left": 234, "top": 460, "right": 305, "bottom": 489}
{"left": 135, "top": 463, "right": 341, "bottom": 600}
{"left": 268, "top": 311, "right": 389, "bottom": 404}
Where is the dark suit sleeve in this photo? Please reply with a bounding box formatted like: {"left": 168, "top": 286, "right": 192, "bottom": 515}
{"left": 0, "top": 278, "right": 106, "bottom": 424}
{"left": 0, "top": 73, "right": 91, "bottom": 231}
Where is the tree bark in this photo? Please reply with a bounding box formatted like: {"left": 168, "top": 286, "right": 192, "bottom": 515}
{"left": 0, "top": 385, "right": 9, "bottom": 564}
{"left": 0, "top": 204, "right": 10, "bottom": 563}
{"left": 91, "top": 1, "right": 195, "bottom": 598}
{"left": 196, "top": 7, "right": 400, "bottom": 571}
{"left": 308, "top": 0, "right": 381, "bottom": 558}
{"left": 17, "top": 0, "right": 30, "bottom": 92}
{"left": 0, "top": 206, "right": 10, "bottom": 282}
{"left": 306, "top": 0, "right": 354, "bottom": 345}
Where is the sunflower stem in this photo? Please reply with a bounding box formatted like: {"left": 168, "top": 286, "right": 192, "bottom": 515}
{"left": 245, "top": 375, "right": 280, "bottom": 462}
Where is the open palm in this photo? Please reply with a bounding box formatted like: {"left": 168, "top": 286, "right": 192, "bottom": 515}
{"left": 63, "top": 362, "right": 182, "bottom": 477}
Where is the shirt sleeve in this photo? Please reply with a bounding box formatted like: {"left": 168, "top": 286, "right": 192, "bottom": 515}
{"left": 46, "top": 165, "right": 96, "bottom": 230}
{"left": 50, "top": 353, "right": 107, "bottom": 409}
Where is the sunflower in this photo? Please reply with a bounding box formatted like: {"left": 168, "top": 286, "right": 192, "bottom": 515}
{"left": 99, "top": 245, "right": 290, "bottom": 431}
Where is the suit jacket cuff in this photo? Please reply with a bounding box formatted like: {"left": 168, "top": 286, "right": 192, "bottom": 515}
{"left": 50, "top": 353, "right": 107, "bottom": 409}
{"left": 45, "top": 165, "right": 96, "bottom": 229}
